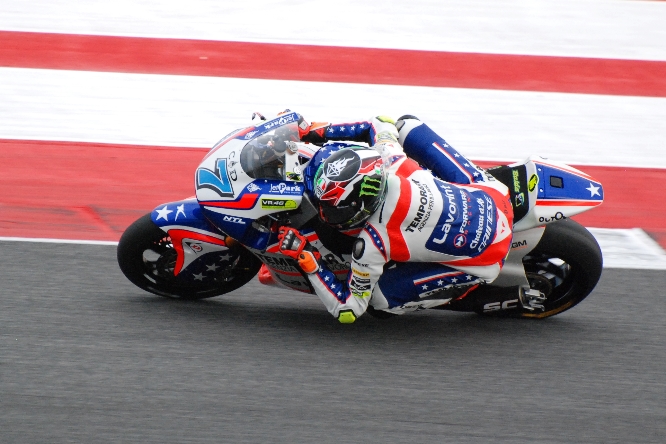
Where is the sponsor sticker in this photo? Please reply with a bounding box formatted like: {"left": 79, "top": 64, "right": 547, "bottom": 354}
{"left": 261, "top": 199, "right": 297, "bottom": 210}
{"left": 512, "top": 240, "right": 527, "bottom": 249}
{"left": 539, "top": 212, "right": 567, "bottom": 223}
{"left": 528, "top": 174, "right": 539, "bottom": 192}
{"left": 351, "top": 268, "right": 369, "bottom": 278}
{"left": 256, "top": 253, "right": 300, "bottom": 273}
{"left": 263, "top": 113, "right": 296, "bottom": 130}
{"left": 512, "top": 169, "right": 521, "bottom": 193}
{"left": 359, "top": 176, "right": 382, "bottom": 197}
{"left": 223, "top": 215, "right": 245, "bottom": 224}
{"left": 454, "top": 233, "right": 467, "bottom": 248}
{"left": 269, "top": 182, "right": 302, "bottom": 195}
{"left": 431, "top": 183, "right": 457, "bottom": 244}
{"left": 515, "top": 192, "right": 525, "bottom": 207}
{"left": 405, "top": 179, "right": 434, "bottom": 233}
{"left": 186, "top": 242, "right": 203, "bottom": 253}
{"left": 246, "top": 183, "right": 261, "bottom": 193}
{"left": 350, "top": 275, "right": 371, "bottom": 299}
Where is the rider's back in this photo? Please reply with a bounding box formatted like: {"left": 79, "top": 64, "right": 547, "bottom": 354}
{"left": 367, "top": 155, "right": 513, "bottom": 282}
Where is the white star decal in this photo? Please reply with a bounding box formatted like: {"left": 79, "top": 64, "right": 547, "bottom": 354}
{"left": 340, "top": 126, "right": 346, "bottom": 131}
{"left": 451, "top": 278, "right": 458, "bottom": 283}
{"left": 155, "top": 205, "right": 172, "bottom": 221}
{"left": 586, "top": 183, "right": 601, "bottom": 197}
{"left": 175, "top": 204, "right": 186, "bottom": 221}
{"left": 422, "top": 284, "right": 428, "bottom": 290}
{"left": 351, "top": 125, "right": 355, "bottom": 130}
{"left": 219, "top": 253, "right": 232, "bottom": 261}
{"left": 437, "top": 280, "right": 444, "bottom": 286}
{"left": 206, "top": 263, "right": 219, "bottom": 272}
{"left": 466, "top": 275, "right": 473, "bottom": 280}
{"left": 473, "top": 172, "right": 479, "bottom": 177}
{"left": 331, "top": 284, "right": 336, "bottom": 289}
{"left": 193, "top": 272, "right": 205, "bottom": 281}
{"left": 464, "top": 163, "right": 470, "bottom": 167}
{"left": 453, "top": 153, "right": 460, "bottom": 157}
{"left": 325, "top": 276, "right": 330, "bottom": 281}
{"left": 359, "top": 124, "right": 365, "bottom": 128}
{"left": 327, "top": 127, "right": 334, "bottom": 133}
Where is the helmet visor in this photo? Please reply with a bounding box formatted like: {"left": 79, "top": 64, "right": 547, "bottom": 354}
{"left": 319, "top": 203, "right": 367, "bottom": 228}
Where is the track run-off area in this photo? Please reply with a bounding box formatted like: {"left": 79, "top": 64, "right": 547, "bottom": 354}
{"left": 1, "top": 1, "right": 665, "bottom": 442}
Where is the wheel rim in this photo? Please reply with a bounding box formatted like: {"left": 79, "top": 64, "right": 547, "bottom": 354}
{"left": 523, "top": 253, "right": 576, "bottom": 309}
{"left": 142, "top": 235, "right": 177, "bottom": 283}
{"left": 138, "top": 234, "right": 250, "bottom": 294}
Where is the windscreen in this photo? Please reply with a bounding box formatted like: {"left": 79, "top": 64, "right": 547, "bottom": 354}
{"left": 240, "top": 121, "right": 300, "bottom": 180}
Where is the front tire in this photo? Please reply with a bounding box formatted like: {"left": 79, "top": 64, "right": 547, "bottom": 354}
{"left": 117, "top": 214, "right": 261, "bottom": 299}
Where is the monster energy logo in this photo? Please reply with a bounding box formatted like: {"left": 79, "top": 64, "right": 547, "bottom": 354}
{"left": 359, "top": 176, "right": 381, "bottom": 197}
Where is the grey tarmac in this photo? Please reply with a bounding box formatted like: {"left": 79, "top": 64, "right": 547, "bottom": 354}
{"left": 0, "top": 241, "right": 664, "bottom": 443}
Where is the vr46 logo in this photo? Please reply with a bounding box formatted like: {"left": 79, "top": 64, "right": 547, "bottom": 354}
{"left": 261, "top": 199, "right": 297, "bottom": 210}
{"left": 197, "top": 158, "right": 234, "bottom": 197}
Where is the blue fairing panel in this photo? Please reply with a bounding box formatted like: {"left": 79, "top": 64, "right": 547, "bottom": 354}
{"left": 535, "top": 163, "right": 604, "bottom": 201}
{"left": 151, "top": 198, "right": 223, "bottom": 235}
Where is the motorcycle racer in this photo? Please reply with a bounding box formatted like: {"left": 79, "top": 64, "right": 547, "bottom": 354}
{"left": 277, "top": 116, "right": 514, "bottom": 323}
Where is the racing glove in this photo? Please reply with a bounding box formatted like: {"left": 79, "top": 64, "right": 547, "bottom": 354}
{"left": 372, "top": 116, "right": 399, "bottom": 142}
{"left": 371, "top": 116, "right": 403, "bottom": 156}
{"left": 277, "top": 227, "right": 321, "bottom": 274}
{"left": 277, "top": 109, "right": 313, "bottom": 139}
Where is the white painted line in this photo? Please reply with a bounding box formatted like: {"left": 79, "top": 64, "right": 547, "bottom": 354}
{"left": 0, "top": 236, "right": 117, "bottom": 246}
{"left": 3, "top": 229, "right": 666, "bottom": 270}
{"left": 1, "top": 0, "right": 665, "bottom": 60}
{"left": 2, "top": 67, "right": 666, "bottom": 169}
{"left": 588, "top": 228, "right": 666, "bottom": 270}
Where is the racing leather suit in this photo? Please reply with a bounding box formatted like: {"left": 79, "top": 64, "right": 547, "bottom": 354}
{"left": 295, "top": 117, "right": 514, "bottom": 323}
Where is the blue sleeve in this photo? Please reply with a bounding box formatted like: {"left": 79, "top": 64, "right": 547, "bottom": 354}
{"left": 305, "top": 229, "right": 387, "bottom": 323}
{"left": 323, "top": 121, "right": 376, "bottom": 145}
{"left": 400, "top": 122, "right": 488, "bottom": 184}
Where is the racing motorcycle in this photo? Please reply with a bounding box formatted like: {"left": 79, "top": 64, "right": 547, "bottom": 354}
{"left": 117, "top": 112, "right": 604, "bottom": 319}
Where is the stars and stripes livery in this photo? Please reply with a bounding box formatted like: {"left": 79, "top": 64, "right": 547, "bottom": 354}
{"left": 302, "top": 119, "right": 515, "bottom": 321}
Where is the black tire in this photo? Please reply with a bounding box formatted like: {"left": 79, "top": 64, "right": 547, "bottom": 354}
{"left": 518, "top": 219, "right": 603, "bottom": 318}
{"left": 117, "top": 213, "right": 261, "bottom": 299}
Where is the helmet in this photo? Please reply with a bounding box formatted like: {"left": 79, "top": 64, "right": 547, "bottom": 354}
{"left": 310, "top": 146, "right": 388, "bottom": 228}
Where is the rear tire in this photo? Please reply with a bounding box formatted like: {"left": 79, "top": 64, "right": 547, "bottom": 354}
{"left": 519, "top": 219, "right": 603, "bottom": 318}
{"left": 117, "top": 214, "right": 261, "bottom": 299}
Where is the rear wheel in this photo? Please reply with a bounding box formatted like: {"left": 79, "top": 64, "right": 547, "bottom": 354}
{"left": 117, "top": 214, "right": 261, "bottom": 299}
{"left": 519, "top": 219, "right": 603, "bottom": 318}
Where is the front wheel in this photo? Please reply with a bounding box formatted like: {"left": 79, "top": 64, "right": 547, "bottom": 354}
{"left": 117, "top": 214, "right": 261, "bottom": 299}
{"left": 518, "top": 219, "right": 603, "bottom": 318}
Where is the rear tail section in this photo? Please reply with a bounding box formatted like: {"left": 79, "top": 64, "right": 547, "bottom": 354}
{"left": 488, "top": 156, "right": 603, "bottom": 231}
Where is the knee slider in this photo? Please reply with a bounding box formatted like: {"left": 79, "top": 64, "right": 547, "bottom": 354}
{"left": 337, "top": 310, "right": 357, "bottom": 324}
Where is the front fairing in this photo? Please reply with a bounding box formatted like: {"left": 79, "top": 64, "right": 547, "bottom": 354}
{"left": 194, "top": 112, "right": 315, "bottom": 249}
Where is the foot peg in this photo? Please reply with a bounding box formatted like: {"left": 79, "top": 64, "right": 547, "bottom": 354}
{"left": 520, "top": 287, "right": 546, "bottom": 312}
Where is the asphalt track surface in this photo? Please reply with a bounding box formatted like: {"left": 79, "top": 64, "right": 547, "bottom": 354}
{"left": 1, "top": 241, "right": 664, "bottom": 444}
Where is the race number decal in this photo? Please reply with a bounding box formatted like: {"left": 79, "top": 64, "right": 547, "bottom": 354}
{"left": 197, "top": 158, "right": 234, "bottom": 198}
